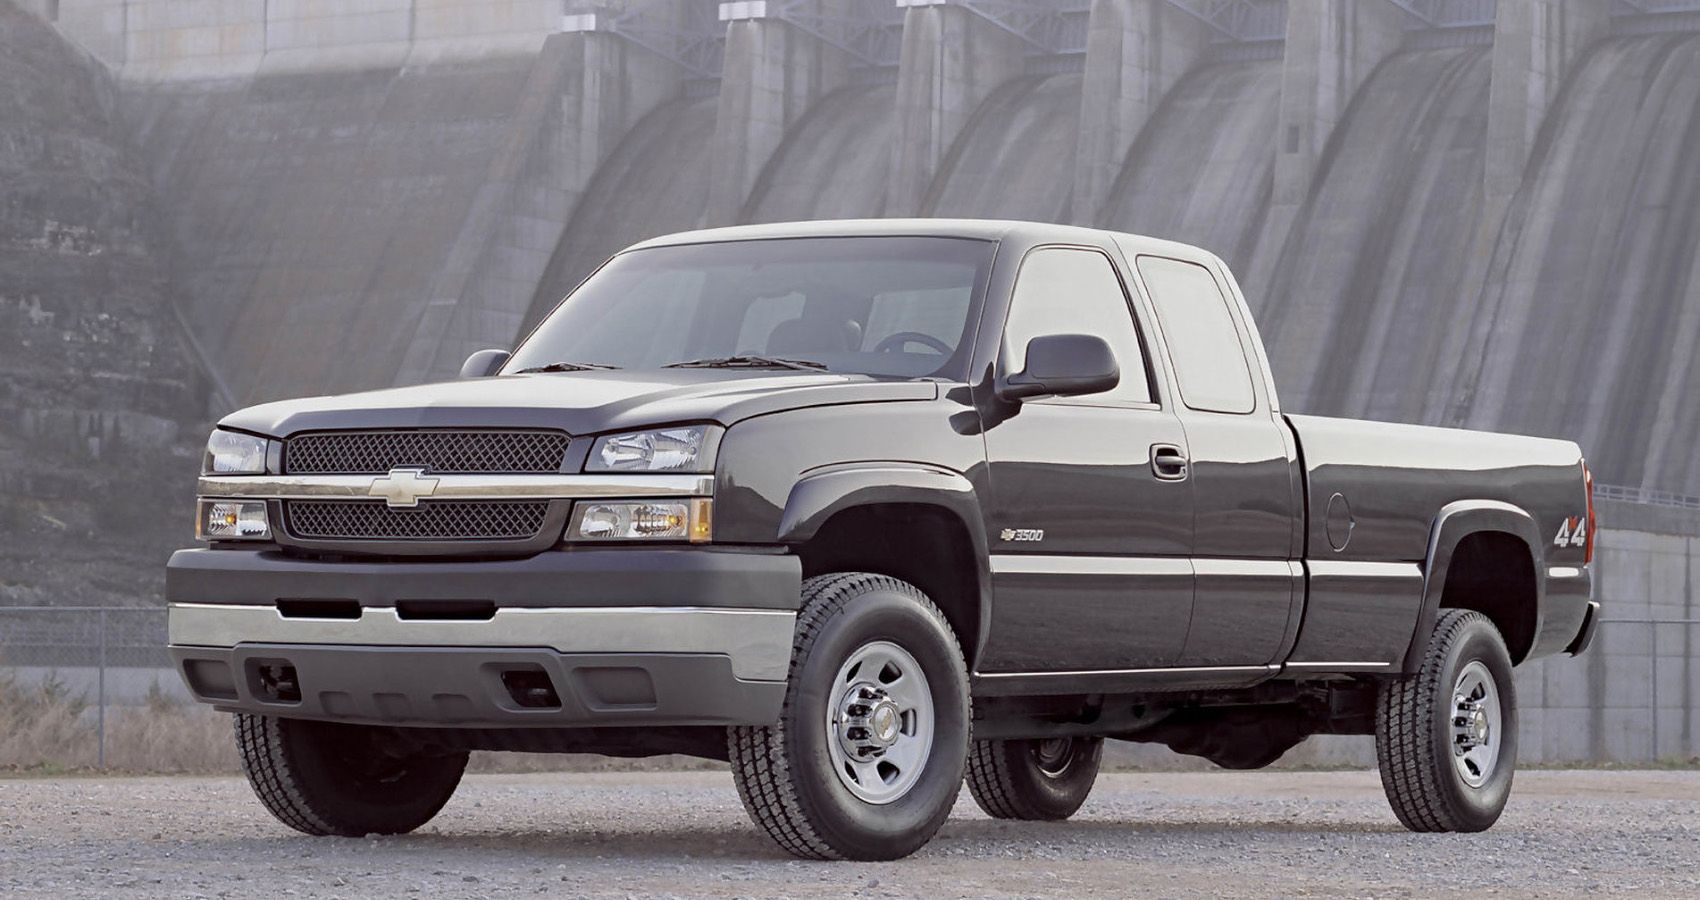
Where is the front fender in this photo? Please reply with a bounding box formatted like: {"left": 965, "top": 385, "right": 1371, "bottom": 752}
{"left": 777, "top": 461, "right": 980, "bottom": 544}
{"left": 1399, "top": 500, "right": 1546, "bottom": 673}
{"left": 776, "top": 461, "right": 992, "bottom": 662}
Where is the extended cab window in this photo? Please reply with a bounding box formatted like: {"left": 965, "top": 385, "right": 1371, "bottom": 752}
{"left": 1137, "top": 256, "right": 1256, "bottom": 414}
{"left": 1002, "top": 248, "right": 1153, "bottom": 404}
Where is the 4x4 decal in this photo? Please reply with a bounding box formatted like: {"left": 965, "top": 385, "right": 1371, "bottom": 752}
{"left": 1553, "top": 516, "right": 1588, "bottom": 549}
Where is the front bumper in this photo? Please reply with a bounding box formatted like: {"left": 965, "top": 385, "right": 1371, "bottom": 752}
{"left": 165, "top": 546, "right": 800, "bottom": 610}
{"left": 166, "top": 547, "right": 800, "bottom": 728}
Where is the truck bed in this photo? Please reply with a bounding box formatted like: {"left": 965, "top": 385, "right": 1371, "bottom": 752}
{"left": 1283, "top": 414, "right": 1593, "bottom": 667}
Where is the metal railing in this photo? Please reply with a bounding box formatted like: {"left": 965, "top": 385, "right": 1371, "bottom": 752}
{"left": 1595, "top": 483, "right": 1700, "bottom": 511}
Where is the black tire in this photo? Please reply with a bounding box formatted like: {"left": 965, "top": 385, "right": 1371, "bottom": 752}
{"left": 1375, "top": 609, "right": 1518, "bottom": 832}
{"left": 728, "top": 573, "right": 971, "bottom": 861}
{"left": 965, "top": 736, "right": 1103, "bottom": 821}
{"left": 234, "top": 713, "right": 468, "bottom": 837}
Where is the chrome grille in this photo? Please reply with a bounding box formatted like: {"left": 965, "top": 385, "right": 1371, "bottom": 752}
{"left": 284, "top": 430, "right": 570, "bottom": 475}
{"left": 284, "top": 500, "right": 549, "bottom": 541}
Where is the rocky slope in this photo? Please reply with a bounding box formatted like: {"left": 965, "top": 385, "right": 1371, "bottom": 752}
{"left": 0, "top": 1, "right": 205, "bottom": 607}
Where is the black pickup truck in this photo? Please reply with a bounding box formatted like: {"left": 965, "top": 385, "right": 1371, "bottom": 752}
{"left": 167, "top": 220, "right": 1598, "bottom": 860}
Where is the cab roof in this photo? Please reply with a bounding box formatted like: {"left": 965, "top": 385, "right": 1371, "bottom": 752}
{"left": 625, "top": 218, "right": 1219, "bottom": 266}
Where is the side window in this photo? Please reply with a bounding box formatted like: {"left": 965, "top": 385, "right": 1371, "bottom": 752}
{"left": 1136, "top": 256, "right": 1256, "bottom": 414}
{"left": 1003, "top": 248, "right": 1152, "bottom": 405}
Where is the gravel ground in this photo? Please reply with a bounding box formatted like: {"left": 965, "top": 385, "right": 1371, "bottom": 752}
{"left": 2, "top": 769, "right": 1697, "bottom": 899}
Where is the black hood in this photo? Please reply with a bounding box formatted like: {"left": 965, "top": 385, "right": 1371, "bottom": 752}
{"left": 218, "top": 369, "right": 939, "bottom": 438}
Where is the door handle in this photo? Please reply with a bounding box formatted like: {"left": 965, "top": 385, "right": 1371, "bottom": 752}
{"left": 1151, "top": 444, "right": 1189, "bottom": 482}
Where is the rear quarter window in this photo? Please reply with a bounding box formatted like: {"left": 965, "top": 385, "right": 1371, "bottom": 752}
{"left": 1136, "top": 256, "right": 1257, "bottom": 414}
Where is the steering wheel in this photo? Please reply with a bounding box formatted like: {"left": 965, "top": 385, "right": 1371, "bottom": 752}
{"left": 873, "top": 331, "right": 952, "bottom": 355}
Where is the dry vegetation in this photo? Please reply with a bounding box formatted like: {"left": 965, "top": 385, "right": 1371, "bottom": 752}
{"left": 0, "top": 674, "right": 235, "bottom": 774}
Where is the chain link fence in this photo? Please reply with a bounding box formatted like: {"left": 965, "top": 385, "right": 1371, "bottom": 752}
{"left": 1586, "top": 616, "right": 1700, "bottom": 762}
{"left": 0, "top": 606, "right": 202, "bottom": 771}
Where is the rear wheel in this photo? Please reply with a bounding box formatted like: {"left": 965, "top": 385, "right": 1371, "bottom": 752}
{"left": 965, "top": 736, "right": 1103, "bottom": 821}
{"left": 728, "top": 573, "right": 971, "bottom": 860}
{"left": 1375, "top": 609, "right": 1518, "bottom": 832}
{"left": 234, "top": 714, "right": 468, "bottom": 836}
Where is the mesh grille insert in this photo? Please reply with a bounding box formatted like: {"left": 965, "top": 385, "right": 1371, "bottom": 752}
{"left": 285, "top": 500, "right": 549, "bottom": 541}
{"left": 284, "top": 431, "right": 569, "bottom": 475}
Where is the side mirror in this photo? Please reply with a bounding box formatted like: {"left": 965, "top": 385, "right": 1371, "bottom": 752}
{"left": 459, "top": 349, "right": 511, "bottom": 379}
{"left": 997, "top": 334, "right": 1119, "bottom": 402}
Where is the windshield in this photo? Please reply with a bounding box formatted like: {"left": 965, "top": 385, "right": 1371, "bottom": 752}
{"left": 507, "top": 236, "right": 996, "bottom": 380}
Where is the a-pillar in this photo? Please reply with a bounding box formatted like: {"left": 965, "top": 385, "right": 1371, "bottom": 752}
{"left": 1073, "top": 0, "right": 1213, "bottom": 226}
{"left": 706, "top": 1, "right": 853, "bottom": 226}
{"left": 886, "top": 0, "right": 1025, "bottom": 217}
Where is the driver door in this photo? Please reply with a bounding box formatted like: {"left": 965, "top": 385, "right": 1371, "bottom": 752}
{"left": 977, "top": 246, "right": 1196, "bottom": 674}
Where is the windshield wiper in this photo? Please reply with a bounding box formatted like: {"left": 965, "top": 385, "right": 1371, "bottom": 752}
{"left": 515, "top": 361, "right": 621, "bottom": 374}
{"left": 664, "top": 355, "right": 828, "bottom": 372}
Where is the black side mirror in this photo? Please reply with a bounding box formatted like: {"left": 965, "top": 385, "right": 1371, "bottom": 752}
{"left": 459, "top": 349, "right": 511, "bottom": 378}
{"left": 997, "top": 334, "right": 1119, "bottom": 402}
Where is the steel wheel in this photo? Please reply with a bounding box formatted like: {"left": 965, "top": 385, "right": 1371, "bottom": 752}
{"left": 1376, "top": 609, "right": 1518, "bottom": 832}
{"left": 1450, "top": 660, "right": 1502, "bottom": 788}
{"left": 728, "top": 573, "right": 970, "bottom": 860}
{"left": 965, "top": 735, "right": 1103, "bottom": 821}
{"left": 1033, "top": 738, "right": 1077, "bottom": 778}
{"left": 826, "top": 640, "right": 935, "bottom": 804}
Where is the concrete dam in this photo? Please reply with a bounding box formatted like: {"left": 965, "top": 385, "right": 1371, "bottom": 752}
{"left": 18, "top": 0, "right": 1700, "bottom": 501}
{"left": 4, "top": 0, "right": 1700, "bottom": 761}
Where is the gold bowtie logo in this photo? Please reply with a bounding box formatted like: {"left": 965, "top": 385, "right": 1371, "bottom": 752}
{"left": 367, "top": 467, "right": 439, "bottom": 508}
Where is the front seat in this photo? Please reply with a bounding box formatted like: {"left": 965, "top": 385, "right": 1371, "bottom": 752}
{"left": 767, "top": 312, "right": 862, "bottom": 356}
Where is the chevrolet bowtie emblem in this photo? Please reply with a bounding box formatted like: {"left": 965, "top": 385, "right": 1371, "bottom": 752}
{"left": 368, "top": 467, "right": 439, "bottom": 508}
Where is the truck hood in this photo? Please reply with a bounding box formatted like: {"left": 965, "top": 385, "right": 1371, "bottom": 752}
{"left": 218, "top": 370, "right": 940, "bottom": 438}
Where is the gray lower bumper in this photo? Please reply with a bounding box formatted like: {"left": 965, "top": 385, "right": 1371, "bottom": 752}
{"left": 168, "top": 602, "right": 795, "bottom": 681}
{"left": 170, "top": 643, "right": 786, "bottom": 729}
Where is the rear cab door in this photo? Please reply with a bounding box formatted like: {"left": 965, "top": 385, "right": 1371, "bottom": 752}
{"left": 1118, "top": 240, "right": 1305, "bottom": 669}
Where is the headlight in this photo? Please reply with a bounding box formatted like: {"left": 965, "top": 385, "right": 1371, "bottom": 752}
{"left": 197, "top": 500, "right": 271, "bottom": 541}
{"left": 586, "top": 425, "right": 717, "bottom": 473}
{"left": 567, "top": 499, "right": 712, "bottom": 543}
{"left": 204, "top": 430, "right": 271, "bottom": 474}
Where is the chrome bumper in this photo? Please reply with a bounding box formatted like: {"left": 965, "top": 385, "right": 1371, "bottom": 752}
{"left": 168, "top": 603, "right": 796, "bottom": 682}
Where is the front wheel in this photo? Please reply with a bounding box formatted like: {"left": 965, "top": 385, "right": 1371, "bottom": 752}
{"left": 966, "top": 736, "right": 1103, "bottom": 821}
{"left": 234, "top": 714, "right": 468, "bottom": 836}
{"left": 728, "top": 573, "right": 971, "bottom": 861}
{"left": 1375, "top": 609, "right": 1518, "bottom": 832}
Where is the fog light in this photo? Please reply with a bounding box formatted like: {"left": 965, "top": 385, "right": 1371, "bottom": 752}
{"left": 567, "top": 498, "right": 711, "bottom": 543}
{"left": 198, "top": 500, "right": 271, "bottom": 541}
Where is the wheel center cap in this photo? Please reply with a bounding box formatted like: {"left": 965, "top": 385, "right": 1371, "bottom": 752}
{"left": 1471, "top": 708, "right": 1490, "bottom": 744}
{"left": 869, "top": 701, "right": 901, "bottom": 745}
